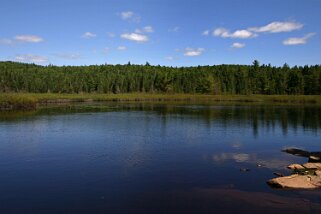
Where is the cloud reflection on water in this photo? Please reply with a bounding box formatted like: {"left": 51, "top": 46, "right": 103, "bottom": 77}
{"left": 211, "top": 152, "right": 299, "bottom": 170}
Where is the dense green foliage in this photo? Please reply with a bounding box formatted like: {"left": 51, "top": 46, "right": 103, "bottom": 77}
{"left": 0, "top": 61, "right": 320, "bottom": 94}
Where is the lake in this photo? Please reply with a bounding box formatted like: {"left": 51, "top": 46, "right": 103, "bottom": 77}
{"left": 0, "top": 102, "right": 320, "bottom": 214}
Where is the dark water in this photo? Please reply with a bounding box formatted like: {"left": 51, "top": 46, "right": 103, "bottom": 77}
{"left": 0, "top": 103, "right": 320, "bottom": 214}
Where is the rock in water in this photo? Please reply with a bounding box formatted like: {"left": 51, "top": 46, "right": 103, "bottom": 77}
{"left": 267, "top": 173, "right": 321, "bottom": 189}
{"left": 287, "top": 164, "right": 305, "bottom": 170}
{"left": 282, "top": 148, "right": 310, "bottom": 157}
{"left": 303, "top": 163, "right": 321, "bottom": 170}
{"left": 308, "top": 154, "right": 321, "bottom": 162}
{"left": 268, "top": 148, "right": 321, "bottom": 190}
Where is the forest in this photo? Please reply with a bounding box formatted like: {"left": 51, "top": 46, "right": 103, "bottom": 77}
{"left": 0, "top": 60, "right": 320, "bottom": 95}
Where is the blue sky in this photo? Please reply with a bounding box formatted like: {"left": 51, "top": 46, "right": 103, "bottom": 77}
{"left": 0, "top": 0, "right": 320, "bottom": 66}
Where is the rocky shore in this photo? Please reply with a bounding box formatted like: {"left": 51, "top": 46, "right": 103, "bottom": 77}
{"left": 268, "top": 148, "right": 321, "bottom": 189}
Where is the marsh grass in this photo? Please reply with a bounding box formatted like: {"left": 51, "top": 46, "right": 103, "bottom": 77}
{"left": 1, "top": 93, "right": 321, "bottom": 110}
{"left": 0, "top": 94, "right": 37, "bottom": 110}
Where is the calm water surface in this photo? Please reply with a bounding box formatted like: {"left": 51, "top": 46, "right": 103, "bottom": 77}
{"left": 0, "top": 103, "right": 320, "bottom": 214}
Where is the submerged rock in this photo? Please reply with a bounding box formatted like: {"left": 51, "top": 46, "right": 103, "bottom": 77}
{"left": 282, "top": 148, "right": 321, "bottom": 163}
{"left": 282, "top": 148, "right": 310, "bottom": 157}
{"left": 267, "top": 148, "right": 321, "bottom": 190}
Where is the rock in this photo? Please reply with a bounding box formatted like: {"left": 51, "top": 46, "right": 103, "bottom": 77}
{"left": 282, "top": 148, "right": 321, "bottom": 162}
{"left": 287, "top": 164, "right": 305, "bottom": 170}
{"left": 309, "top": 153, "right": 321, "bottom": 162}
{"left": 303, "top": 163, "right": 321, "bottom": 170}
{"left": 315, "top": 170, "right": 321, "bottom": 176}
{"left": 282, "top": 148, "right": 310, "bottom": 157}
{"left": 267, "top": 174, "right": 321, "bottom": 189}
{"left": 309, "top": 155, "right": 321, "bottom": 162}
{"left": 268, "top": 148, "right": 321, "bottom": 190}
{"left": 309, "top": 154, "right": 321, "bottom": 162}
{"left": 240, "top": 168, "right": 250, "bottom": 172}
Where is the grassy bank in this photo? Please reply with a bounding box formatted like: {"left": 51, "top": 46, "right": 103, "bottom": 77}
{"left": 0, "top": 94, "right": 38, "bottom": 110}
{"left": 1, "top": 93, "right": 321, "bottom": 110}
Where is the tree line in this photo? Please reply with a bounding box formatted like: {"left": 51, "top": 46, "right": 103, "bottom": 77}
{"left": 0, "top": 60, "right": 320, "bottom": 95}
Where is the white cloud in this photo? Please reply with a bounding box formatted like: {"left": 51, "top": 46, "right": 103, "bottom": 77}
{"left": 231, "top": 42, "right": 245, "bottom": 49}
{"left": 1, "top": 35, "right": 43, "bottom": 45}
{"left": 213, "top": 28, "right": 229, "bottom": 37}
{"left": 54, "top": 53, "right": 82, "bottom": 60}
{"left": 82, "top": 32, "right": 96, "bottom": 39}
{"left": 283, "top": 33, "right": 315, "bottom": 46}
{"left": 117, "top": 46, "right": 127, "bottom": 51}
{"left": 212, "top": 21, "right": 303, "bottom": 41}
{"left": 14, "top": 35, "right": 44, "bottom": 43}
{"left": 0, "top": 38, "right": 14, "bottom": 45}
{"left": 184, "top": 48, "right": 205, "bottom": 57}
{"left": 135, "top": 26, "right": 154, "bottom": 34}
{"left": 230, "top": 30, "right": 256, "bottom": 39}
{"left": 169, "top": 27, "right": 180, "bottom": 32}
{"left": 165, "top": 56, "right": 174, "bottom": 60}
{"left": 121, "top": 33, "right": 149, "bottom": 42}
{"left": 14, "top": 54, "right": 48, "bottom": 64}
{"left": 202, "top": 30, "right": 209, "bottom": 36}
{"left": 213, "top": 28, "right": 256, "bottom": 39}
{"left": 119, "top": 11, "right": 140, "bottom": 22}
{"left": 250, "top": 21, "right": 303, "bottom": 33}
{"left": 120, "top": 11, "right": 134, "bottom": 19}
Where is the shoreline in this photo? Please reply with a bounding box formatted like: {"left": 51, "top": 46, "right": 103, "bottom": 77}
{"left": 1, "top": 93, "right": 321, "bottom": 111}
